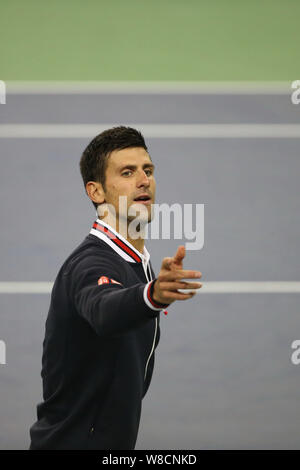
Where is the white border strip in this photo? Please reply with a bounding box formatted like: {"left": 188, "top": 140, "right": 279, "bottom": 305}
{"left": 6, "top": 81, "right": 291, "bottom": 95}
{"left": 1, "top": 124, "right": 299, "bottom": 139}
{"left": 1, "top": 282, "right": 300, "bottom": 294}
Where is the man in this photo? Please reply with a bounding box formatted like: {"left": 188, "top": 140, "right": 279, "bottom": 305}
{"left": 29, "top": 126, "right": 202, "bottom": 450}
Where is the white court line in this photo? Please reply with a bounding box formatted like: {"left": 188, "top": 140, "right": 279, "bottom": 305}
{"left": 0, "top": 283, "right": 53, "bottom": 294}
{"left": 0, "top": 124, "right": 300, "bottom": 139}
{"left": 0, "top": 282, "right": 300, "bottom": 294}
{"left": 6, "top": 81, "right": 291, "bottom": 94}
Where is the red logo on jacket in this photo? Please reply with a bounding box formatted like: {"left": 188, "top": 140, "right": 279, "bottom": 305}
{"left": 97, "top": 276, "right": 122, "bottom": 286}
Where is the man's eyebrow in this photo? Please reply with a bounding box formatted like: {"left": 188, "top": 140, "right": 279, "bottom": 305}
{"left": 118, "top": 163, "right": 155, "bottom": 171}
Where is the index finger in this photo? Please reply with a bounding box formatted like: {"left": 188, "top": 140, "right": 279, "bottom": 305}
{"left": 160, "top": 269, "right": 202, "bottom": 282}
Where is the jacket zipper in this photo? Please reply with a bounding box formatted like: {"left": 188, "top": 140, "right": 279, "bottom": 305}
{"left": 142, "top": 259, "right": 157, "bottom": 382}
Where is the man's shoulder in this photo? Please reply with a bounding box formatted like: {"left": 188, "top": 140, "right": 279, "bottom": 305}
{"left": 62, "top": 234, "right": 121, "bottom": 272}
{"left": 51, "top": 235, "right": 125, "bottom": 292}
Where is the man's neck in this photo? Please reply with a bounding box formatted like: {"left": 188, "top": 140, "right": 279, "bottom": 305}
{"left": 98, "top": 214, "right": 145, "bottom": 255}
{"left": 126, "top": 235, "right": 145, "bottom": 255}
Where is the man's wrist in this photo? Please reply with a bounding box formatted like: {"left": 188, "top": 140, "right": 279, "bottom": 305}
{"left": 150, "top": 279, "right": 170, "bottom": 308}
{"left": 142, "top": 279, "right": 170, "bottom": 312}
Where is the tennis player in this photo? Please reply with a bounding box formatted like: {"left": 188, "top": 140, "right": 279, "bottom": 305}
{"left": 29, "top": 126, "right": 202, "bottom": 450}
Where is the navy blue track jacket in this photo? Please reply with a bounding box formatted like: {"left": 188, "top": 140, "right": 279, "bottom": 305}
{"left": 29, "top": 218, "right": 169, "bottom": 450}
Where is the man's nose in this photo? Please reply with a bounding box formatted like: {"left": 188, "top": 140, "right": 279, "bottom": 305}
{"left": 137, "top": 170, "right": 150, "bottom": 187}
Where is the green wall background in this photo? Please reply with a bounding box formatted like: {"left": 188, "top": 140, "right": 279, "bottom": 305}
{"left": 1, "top": 0, "right": 299, "bottom": 80}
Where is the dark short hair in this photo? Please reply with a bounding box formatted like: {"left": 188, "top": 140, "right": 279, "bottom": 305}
{"left": 80, "top": 126, "right": 149, "bottom": 210}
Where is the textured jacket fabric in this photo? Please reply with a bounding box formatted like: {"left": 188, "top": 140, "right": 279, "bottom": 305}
{"left": 29, "top": 218, "right": 168, "bottom": 450}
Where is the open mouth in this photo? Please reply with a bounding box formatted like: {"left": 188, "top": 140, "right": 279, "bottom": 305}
{"left": 133, "top": 195, "right": 152, "bottom": 205}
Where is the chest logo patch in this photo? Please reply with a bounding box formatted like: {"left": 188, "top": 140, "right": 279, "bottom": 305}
{"left": 97, "top": 276, "right": 122, "bottom": 286}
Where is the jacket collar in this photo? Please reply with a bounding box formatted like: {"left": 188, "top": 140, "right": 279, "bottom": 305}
{"left": 90, "top": 218, "right": 150, "bottom": 264}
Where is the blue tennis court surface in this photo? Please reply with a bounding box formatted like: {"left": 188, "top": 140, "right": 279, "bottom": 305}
{"left": 0, "top": 87, "right": 299, "bottom": 449}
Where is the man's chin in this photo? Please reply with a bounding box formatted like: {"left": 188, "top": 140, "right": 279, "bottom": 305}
{"left": 128, "top": 202, "right": 153, "bottom": 222}
{"left": 127, "top": 214, "right": 152, "bottom": 225}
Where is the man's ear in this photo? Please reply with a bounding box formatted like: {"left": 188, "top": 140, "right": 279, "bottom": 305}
{"left": 85, "top": 181, "right": 106, "bottom": 205}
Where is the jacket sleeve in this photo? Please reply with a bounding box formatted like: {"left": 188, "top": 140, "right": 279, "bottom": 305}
{"left": 68, "top": 254, "right": 168, "bottom": 338}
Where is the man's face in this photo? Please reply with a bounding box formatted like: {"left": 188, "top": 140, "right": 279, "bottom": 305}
{"left": 101, "top": 147, "right": 156, "bottom": 224}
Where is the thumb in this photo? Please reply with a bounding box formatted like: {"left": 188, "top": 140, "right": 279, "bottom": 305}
{"left": 172, "top": 245, "right": 185, "bottom": 265}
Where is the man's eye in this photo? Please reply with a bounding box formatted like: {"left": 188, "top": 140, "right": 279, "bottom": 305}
{"left": 122, "top": 171, "right": 132, "bottom": 177}
{"left": 145, "top": 169, "right": 153, "bottom": 176}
